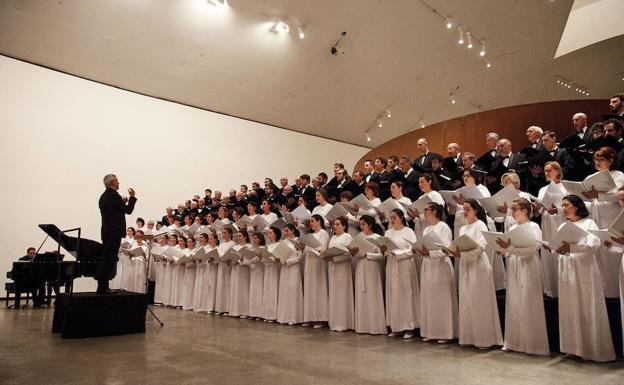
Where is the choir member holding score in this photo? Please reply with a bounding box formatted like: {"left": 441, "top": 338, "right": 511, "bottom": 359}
{"left": 349, "top": 215, "right": 387, "bottom": 335}
{"left": 326, "top": 217, "right": 354, "bottom": 332}
{"left": 276, "top": 224, "right": 304, "bottom": 325}
{"left": 262, "top": 227, "right": 281, "bottom": 322}
{"left": 551, "top": 195, "right": 615, "bottom": 362}
{"left": 248, "top": 232, "right": 265, "bottom": 320}
{"left": 300, "top": 214, "right": 330, "bottom": 329}
{"left": 215, "top": 228, "right": 235, "bottom": 315}
{"left": 450, "top": 199, "right": 502, "bottom": 349}
{"left": 229, "top": 229, "right": 252, "bottom": 318}
{"left": 414, "top": 203, "right": 457, "bottom": 343}
{"left": 495, "top": 198, "right": 549, "bottom": 355}
{"left": 382, "top": 209, "right": 419, "bottom": 339}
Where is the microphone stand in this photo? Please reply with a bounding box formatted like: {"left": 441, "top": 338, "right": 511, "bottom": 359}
{"left": 140, "top": 234, "right": 164, "bottom": 327}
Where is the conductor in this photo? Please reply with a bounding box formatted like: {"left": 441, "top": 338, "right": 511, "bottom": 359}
{"left": 96, "top": 174, "right": 137, "bottom": 294}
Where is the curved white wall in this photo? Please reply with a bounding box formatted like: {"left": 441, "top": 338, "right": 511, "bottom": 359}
{"left": 0, "top": 56, "right": 368, "bottom": 291}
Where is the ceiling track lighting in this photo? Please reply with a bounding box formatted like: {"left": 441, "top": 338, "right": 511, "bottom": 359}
{"left": 484, "top": 57, "right": 491, "bottom": 68}
{"left": 385, "top": 108, "right": 392, "bottom": 118}
{"left": 419, "top": 119, "right": 425, "bottom": 129}
{"left": 377, "top": 119, "right": 383, "bottom": 128}
{"left": 445, "top": 18, "right": 453, "bottom": 29}
{"left": 554, "top": 75, "right": 590, "bottom": 96}
{"left": 466, "top": 32, "right": 473, "bottom": 49}
{"left": 479, "top": 40, "right": 486, "bottom": 57}
{"left": 449, "top": 93, "right": 456, "bottom": 104}
{"left": 275, "top": 20, "right": 289, "bottom": 33}
{"left": 458, "top": 27, "right": 464, "bottom": 45}
{"left": 297, "top": 27, "right": 305, "bottom": 39}
{"left": 365, "top": 131, "right": 371, "bottom": 142}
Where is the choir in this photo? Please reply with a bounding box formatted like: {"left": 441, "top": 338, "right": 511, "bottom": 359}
{"left": 112, "top": 104, "right": 624, "bottom": 362}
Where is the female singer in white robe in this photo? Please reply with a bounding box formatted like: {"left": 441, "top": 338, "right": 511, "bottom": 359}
{"left": 173, "top": 237, "right": 190, "bottom": 308}
{"left": 262, "top": 227, "right": 282, "bottom": 322}
{"left": 192, "top": 233, "right": 209, "bottom": 312}
{"left": 349, "top": 215, "right": 386, "bottom": 335}
{"left": 216, "top": 206, "right": 232, "bottom": 225}
{"left": 300, "top": 214, "right": 330, "bottom": 328}
{"left": 277, "top": 224, "right": 304, "bottom": 325}
{"left": 312, "top": 189, "right": 333, "bottom": 225}
{"left": 326, "top": 217, "right": 354, "bottom": 331}
{"left": 130, "top": 231, "right": 148, "bottom": 294}
{"left": 554, "top": 194, "right": 615, "bottom": 362}
{"left": 181, "top": 237, "right": 198, "bottom": 310}
{"left": 390, "top": 181, "right": 412, "bottom": 214}
{"left": 612, "top": 187, "right": 624, "bottom": 350}
{"left": 229, "top": 229, "right": 252, "bottom": 318}
{"left": 499, "top": 172, "right": 534, "bottom": 232}
{"left": 583, "top": 147, "right": 624, "bottom": 298}
{"left": 356, "top": 182, "right": 382, "bottom": 224}
{"left": 414, "top": 203, "right": 458, "bottom": 343}
{"left": 153, "top": 235, "right": 169, "bottom": 305}
{"left": 383, "top": 209, "right": 419, "bottom": 339}
{"left": 113, "top": 227, "right": 136, "bottom": 290}
{"left": 202, "top": 232, "right": 221, "bottom": 313}
{"left": 214, "top": 228, "right": 236, "bottom": 314}
{"left": 451, "top": 199, "right": 503, "bottom": 349}
{"left": 260, "top": 200, "right": 279, "bottom": 226}
{"left": 162, "top": 235, "right": 178, "bottom": 306}
{"left": 536, "top": 161, "right": 567, "bottom": 297}
{"left": 248, "top": 233, "right": 265, "bottom": 320}
{"left": 496, "top": 198, "right": 549, "bottom": 355}
{"left": 449, "top": 169, "right": 492, "bottom": 238}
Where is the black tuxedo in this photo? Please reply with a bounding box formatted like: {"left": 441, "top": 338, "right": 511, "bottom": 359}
{"left": 413, "top": 152, "right": 441, "bottom": 171}
{"left": 402, "top": 169, "right": 421, "bottom": 201}
{"left": 97, "top": 188, "right": 137, "bottom": 288}
{"left": 298, "top": 185, "right": 316, "bottom": 205}
{"left": 328, "top": 180, "right": 359, "bottom": 203}
{"left": 488, "top": 153, "right": 528, "bottom": 193}
{"left": 476, "top": 149, "right": 498, "bottom": 171}
{"left": 370, "top": 170, "right": 394, "bottom": 201}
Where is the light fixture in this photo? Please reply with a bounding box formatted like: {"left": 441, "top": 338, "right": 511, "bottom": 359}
{"left": 365, "top": 131, "right": 371, "bottom": 142}
{"left": 449, "top": 94, "right": 456, "bottom": 104}
{"left": 484, "top": 58, "right": 491, "bottom": 68}
{"left": 458, "top": 27, "right": 464, "bottom": 45}
{"left": 385, "top": 108, "right": 392, "bottom": 118}
{"left": 297, "top": 27, "right": 305, "bottom": 39}
{"left": 275, "top": 21, "right": 289, "bottom": 33}
{"left": 206, "top": 0, "right": 227, "bottom": 5}
{"left": 466, "top": 32, "right": 473, "bottom": 49}
{"left": 445, "top": 18, "right": 453, "bottom": 29}
{"left": 479, "top": 41, "right": 486, "bottom": 57}
{"left": 419, "top": 119, "right": 425, "bottom": 128}
{"left": 377, "top": 119, "right": 383, "bottom": 128}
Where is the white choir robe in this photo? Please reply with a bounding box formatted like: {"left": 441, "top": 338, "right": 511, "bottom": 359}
{"left": 303, "top": 229, "right": 330, "bottom": 323}
{"left": 557, "top": 218, "right": 616, "bottom": 362}
{"left": 328, "top": 233, "right": 354, "bottom": 331}
{"left": 173, "top": 250, "right": 190, "bottom": 307}
{"left": 192, "top": 260, "right": 207, "bottom": 312}
{"left": 419, "top": 222, "right": 458, "bottom": 340}
{"left": 277, "top": 242, "right": 304, "bottom": 324}
{"left": 588, "top": 171, "right": 624, "bottom": 297}
{"left": 202, "top": 249, "right": 220, "bottom": 312}
{"left": 538, "top": 182, "right": 567, "bottom": 297}
{"left": 153, "top": 260, "right": 167, "bottom": 304}
{"left": 182, "top": 259, "right": 197, "bottom": 310}
{"left": 357, "top": 197, "right": 382, "bottom": 226}
{"left": 262, "top": 243, "right": 281, "bottom": 321}
{"left": 248, "top": 255, "right": 264, "bottom": 318}
{"left": 620, "top": 252, "right": 624, "bottom": 351}
{"left": 502, "top": 222, "right": 549, "bottom": 355}
{"left": 130, "top": 249, "right": 147, "bottom": 294}
{"left": 111, "top": 237, "right": 134, "bottom": 289}
{"left": 312, "top": 203, "right": 333, "bottom": 226}
{"left": 120, "top": 254, "right": 135, "bottom": 291}
{"left": 412, "top": 191, "right": 445, "bottom": 280}
{"left": 215, "top": 241, "right": 235, "bottom": 313}
{"left": 353, "top": 233, "right": 386, "bottom": 335}
{"left": 229, "top": 246, "right": 252, "bottom": 317}
{"left": 385, "top": 227, "right": 420, "bottom": 332}
{"left": 162, "top": 260, "right": 175, "bottom": 306}
{"left": 457, "top": 220, "right": 503, "bottom": 348}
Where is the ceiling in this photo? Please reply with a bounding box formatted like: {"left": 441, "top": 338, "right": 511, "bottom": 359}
{"left": 0, "top": 0, "right": 622, "bottom": 148}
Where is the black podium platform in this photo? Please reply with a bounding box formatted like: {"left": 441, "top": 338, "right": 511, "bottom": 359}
{"left": 52, "top": 291, "right": 147, "bottom": 338}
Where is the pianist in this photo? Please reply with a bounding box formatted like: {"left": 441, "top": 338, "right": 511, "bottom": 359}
{"left": 18, "top": 247, "right": 45, "bottom": 307}
{"left": 97, "top": 174, "right": 137, "bottom": 294}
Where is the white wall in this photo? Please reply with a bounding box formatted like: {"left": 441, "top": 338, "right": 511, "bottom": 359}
{"left": 0, "top": 56, "right": 368, "bottom": 291}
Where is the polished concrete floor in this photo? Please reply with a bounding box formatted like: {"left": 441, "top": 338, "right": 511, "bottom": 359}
{"left": 1, "top": 306, "right": 623, "bottom": 385}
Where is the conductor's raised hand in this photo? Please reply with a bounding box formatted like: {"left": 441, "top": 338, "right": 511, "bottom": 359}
{"left": 128, "top": 188, "right": 136, "bottom": 197}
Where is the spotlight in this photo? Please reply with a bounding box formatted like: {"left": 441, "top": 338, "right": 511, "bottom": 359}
{"left": 449, "top": 94, "right": 456, "bottom": 104}
{"left": 365, "top": 132, "right": 371, "bottom": 142}
{"left": 377, "top": 119, "right": 383, "bottom": 128}
{"left": 419, "top": 119, "right": 425, "bottom": 128}
{"left": 445, "top": 18, "right": 453, "bottom": 29}
{"left": 385, "top": 108, "right": 392, "bottom": 118}
{"left": 484, "top": 58, "right": 491, "bottom": 68}
{"left": 298, "top": 27, "right": 305, "bottom": 39}
{"left": 479, "top": 41, "right": 486, "bottom": 57}
{"left": 458, "top": 27, "right": 464, "bottom": 45}
{"left": 207, "top": 0, "right": 227, "bottom": 5}
{"left": 466, "top": 32, "right": 473, "bottom": 49}
{"left": 276, "top": 21, "right": 289, "bottom": 33}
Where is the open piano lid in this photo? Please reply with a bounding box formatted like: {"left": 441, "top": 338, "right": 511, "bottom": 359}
{"left": 39, "top": 224, "right": 103, "bottom": 262}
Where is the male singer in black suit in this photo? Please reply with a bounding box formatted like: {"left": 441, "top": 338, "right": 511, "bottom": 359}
{"left": 487, "top": 139, "right": 527, "bottom": 194}
{"left": 413, "top": 138, "right": 441, "bottom": 171}
{"left": 398, "top": 156, "right": 421, "bottom": 200}
{"left": 97, "top": 174, "right": 137, "bottom": 294}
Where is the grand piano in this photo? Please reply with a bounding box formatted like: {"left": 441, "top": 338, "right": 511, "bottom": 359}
{"left": 6, "top": 224, "right": 103, "bottom": 308}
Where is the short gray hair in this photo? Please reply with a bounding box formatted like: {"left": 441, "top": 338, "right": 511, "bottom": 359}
{"left": 103, "top": 174, "right": 117, "bottom": 188}
{"left": 527, "top": 126, "right": 543, "bottom": 135}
